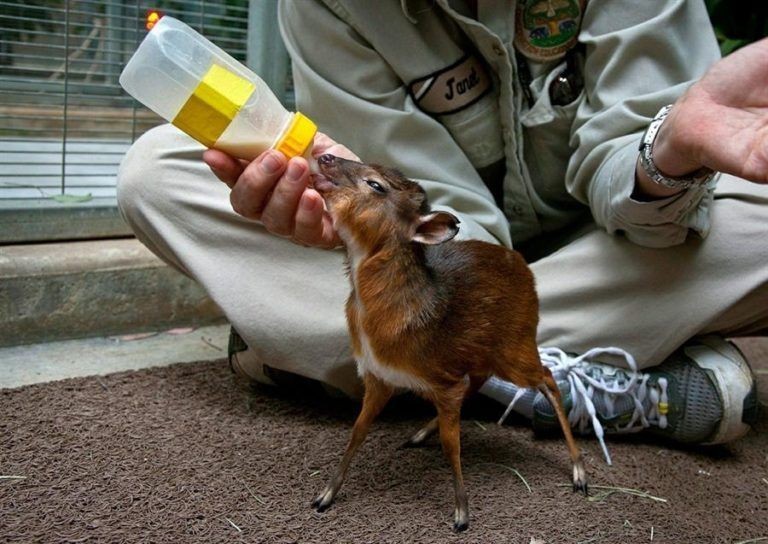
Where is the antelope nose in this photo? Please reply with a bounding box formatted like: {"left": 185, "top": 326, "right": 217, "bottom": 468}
{"left": 317, "top": 154, "right": 336, "bottom": 165}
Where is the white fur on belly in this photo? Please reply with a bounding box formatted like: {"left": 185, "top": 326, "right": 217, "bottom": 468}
{"left": 356, "top": 330, "right": 427, "bottom": 392}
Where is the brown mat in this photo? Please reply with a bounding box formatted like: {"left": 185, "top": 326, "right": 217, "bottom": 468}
{"left": 2, "top": 340, "right": 767, "bottom": 544}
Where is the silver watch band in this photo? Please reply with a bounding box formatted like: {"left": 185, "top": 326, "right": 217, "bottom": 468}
{"left": 638, "top": 105, "right": 717, "bottom": 190}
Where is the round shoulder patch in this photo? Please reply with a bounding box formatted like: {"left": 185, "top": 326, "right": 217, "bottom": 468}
{"left": 514, "top": 0, "right": 586, "bottom": 62}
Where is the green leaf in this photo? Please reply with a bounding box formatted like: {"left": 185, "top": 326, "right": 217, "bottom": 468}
{"left": 51, "top": 193, "right": 93, "bottom": 204}
{"left": 720, "top": 38, "right": 750, "bottom": 56}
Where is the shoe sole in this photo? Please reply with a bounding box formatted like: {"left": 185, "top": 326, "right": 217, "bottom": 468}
{"left": 685, "top": 336, "right": 755, "bottom": 444}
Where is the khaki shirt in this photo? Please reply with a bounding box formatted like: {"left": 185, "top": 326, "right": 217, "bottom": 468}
{"left": 278, "top": 0, "right": 721, "bottom": 249}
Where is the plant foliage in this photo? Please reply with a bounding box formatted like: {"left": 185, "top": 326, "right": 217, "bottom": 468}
{"left": 705, "top": 0, "right": 768, "bottom": 55}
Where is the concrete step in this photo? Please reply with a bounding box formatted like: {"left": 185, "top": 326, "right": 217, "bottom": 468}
{"left": 0, "top": 324, "right": 230, "bottom": 389}
{"left": 0, "top": 238, "right": 225, "bottom": 347}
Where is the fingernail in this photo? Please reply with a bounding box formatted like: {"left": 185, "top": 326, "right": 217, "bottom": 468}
{"left": 261, "top": 152, "right": 281, "bottom": 174}
{"left": 286, "top": 161, "right": 306, "bottom": 181}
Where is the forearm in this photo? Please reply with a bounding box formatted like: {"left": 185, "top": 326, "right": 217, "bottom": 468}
{"left": 566, "top": 0, "right": 722, "bottom": 247}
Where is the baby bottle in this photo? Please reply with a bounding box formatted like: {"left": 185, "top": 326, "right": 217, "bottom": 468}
{"left": 119, "top": 16, "right": 316, "bottom": 162}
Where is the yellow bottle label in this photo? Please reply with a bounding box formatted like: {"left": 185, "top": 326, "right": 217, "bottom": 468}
{"left": 172, "top": 64, "right": 255, "bottom": 148}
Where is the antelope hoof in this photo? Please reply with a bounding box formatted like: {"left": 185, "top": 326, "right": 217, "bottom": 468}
{"left": 572, "top": 462, "right": 588, "bottom": 496}
{"left": 312, "top": 486, "right": 336, "bottom": 512}
{"left": 399, "top": 437, "right": 426, "bottom": 449}
{"left": 453, "top": 508, "right": 469, "bottom": 532}
{"left": 400, "top": 428, "right": 433, "bottom": 449}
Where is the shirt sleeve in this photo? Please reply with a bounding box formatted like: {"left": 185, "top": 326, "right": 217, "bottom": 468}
{"left": 278, "top": 0, "right": 511, "bottom": 247}
{"left": 567, "top": 0, "right": 721, "bottom": 248}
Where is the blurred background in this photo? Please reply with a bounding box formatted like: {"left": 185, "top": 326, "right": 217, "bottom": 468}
{"left": 0, "top": 0, "right": 290, "bottom": 240}
{"left": 705, "top": 0, "right": 767, "bottom": 55}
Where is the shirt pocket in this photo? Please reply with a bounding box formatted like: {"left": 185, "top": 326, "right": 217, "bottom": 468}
{"left": 520, "top": 61, "right": 584, "bottom": 207}
{"left": 437, "top": 93, "right": 505, "bottom": 169}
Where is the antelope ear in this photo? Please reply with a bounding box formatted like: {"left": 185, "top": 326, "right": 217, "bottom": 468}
{"left": 412, "top": 211, "right": 460, "bottom": 245}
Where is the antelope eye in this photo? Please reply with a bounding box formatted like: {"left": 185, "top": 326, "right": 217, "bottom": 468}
{"left": 365, "top": 179, "right": 386, "bottom": 194}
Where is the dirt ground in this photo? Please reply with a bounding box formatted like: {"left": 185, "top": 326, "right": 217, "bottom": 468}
{"left": 1, "top": 339, "right": 766, "bottom": 543}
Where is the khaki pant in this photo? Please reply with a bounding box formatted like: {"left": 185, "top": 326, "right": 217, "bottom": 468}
{"left": 117, "top": 125, "right": 768, "bottom": 397}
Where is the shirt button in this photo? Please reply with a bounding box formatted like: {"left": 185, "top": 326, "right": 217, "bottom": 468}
{"left": 492, "top": 43, "right": 505, "bottom": 56}
{"left": 512, "top": 204, "right": 525, "bottom": 215}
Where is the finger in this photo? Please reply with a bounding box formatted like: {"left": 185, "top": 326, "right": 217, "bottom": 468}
{"left": 312, "top": 132, "right": 360, "bottom": 162}
{"left": 230, "top": 151, "right": 286, "bottom": 219}
{"left": 293, "top": 189, "right": 325, "bottom": 247}
{"left": 292, "top": 188, "right": 341, "bottom": 249}
{"left": 203, "top": 149, "right": 247, "bottom": 187}
{"left": 324, "top": 144, "right": 360, "bottom": 162}
{"left": 320, "top": 212, "right": 342, "bottom": 249}
{"left": 312, "top": 132, "right": 337, "bottom": 154}
{"left": 260, "top": 157, "right": 308, "bottom": 236}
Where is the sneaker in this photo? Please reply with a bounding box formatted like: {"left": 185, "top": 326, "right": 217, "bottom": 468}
{"left": 481, "top": 336, "right": 758, "bottom": 465}
{"left": 227, "top": 326, "right": 345, "bottom": 396}
{"left": 228, "top": 326, "right": 276, "bottom": 386}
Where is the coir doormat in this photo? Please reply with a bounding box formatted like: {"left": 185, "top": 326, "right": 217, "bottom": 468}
{"left": 2, "top": 341, "right": 767, "bottom": 543}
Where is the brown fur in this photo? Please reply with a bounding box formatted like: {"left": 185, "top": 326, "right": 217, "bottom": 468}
{"left": 311, "top": 155, "right": 587, "bottom": 531}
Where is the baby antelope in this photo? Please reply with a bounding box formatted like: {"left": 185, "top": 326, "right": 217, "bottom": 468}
{"left": 311, "top": 155, "right": 588, "bottom": 531}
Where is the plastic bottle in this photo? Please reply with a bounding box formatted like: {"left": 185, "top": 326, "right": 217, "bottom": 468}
{"left": 119, "top": 16, "right": 316, "bottom": 163}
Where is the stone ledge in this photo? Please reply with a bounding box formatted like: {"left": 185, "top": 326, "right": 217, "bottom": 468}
{"left": 0, "top": 324, "right": 230, "bottom": 389}
{"left": 0, "top": 238, "right": 225, "bottom": 347}
{"left": 0, "top": 199, "right": 133, "bottom": 244}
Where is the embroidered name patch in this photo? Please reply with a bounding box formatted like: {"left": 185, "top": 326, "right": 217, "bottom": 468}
{"left": 408, "top": 55, "right": 491, "bottom": 116}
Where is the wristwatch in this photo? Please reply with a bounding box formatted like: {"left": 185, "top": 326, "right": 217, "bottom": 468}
{"left": 638, "top": 105, "right": 717, "bottom": 190}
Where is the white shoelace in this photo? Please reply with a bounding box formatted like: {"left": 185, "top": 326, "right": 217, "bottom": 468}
{"left": 497, "top": 346, "right": 669, "bottom": 466}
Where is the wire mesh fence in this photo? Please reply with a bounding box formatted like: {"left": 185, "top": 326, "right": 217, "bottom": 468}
{"left": 0, "top": 0, "right": 249, "bottom": 201}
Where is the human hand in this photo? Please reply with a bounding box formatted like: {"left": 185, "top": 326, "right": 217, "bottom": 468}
{"left": 653, "top": 37, "right": 768, "bottom": 184}
{"left": 203, "top": 132, "right": 359, "bottom": 249}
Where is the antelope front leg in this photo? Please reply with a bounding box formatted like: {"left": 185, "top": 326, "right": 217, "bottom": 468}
{"left": 435, "top": 382, "right": 470, "bottom": 532}
{"left": 312, "top": 373, "right": 394, "bottom": 512}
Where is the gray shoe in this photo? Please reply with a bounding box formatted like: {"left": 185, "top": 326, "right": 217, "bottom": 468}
{"left": 483, "top": 336, "right": 758, "bottom": 464}
{"left": 228, "top": 327, "right": 276, "bottom": 386}
{"left": 227, "top": 327, "right": 347, "bottom": 397}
